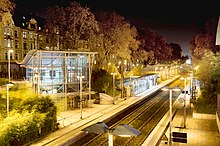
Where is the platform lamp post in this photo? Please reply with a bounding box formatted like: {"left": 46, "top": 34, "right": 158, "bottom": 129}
{"left": 129, "top": 74, "right": 134, "bottom": 97}
{"left": 180, "top": 77, "right": 190, "bottom": 128}
{"left": 8, "top": 49, "right": 13, "bottom": 82}
{"left": 6, "top": 82, "right": 14, "bottom": 117}
{"left": 77, "top": 75, "right": 85, "bottom": 119}
{"left": 83, "top": 122, "right": 141, "bottom": 146}
{"left": 111, "top": 72, "right": 117, "bottom": 104}
{"left": 161, "top": 86, "right": 181, "bottom": 146}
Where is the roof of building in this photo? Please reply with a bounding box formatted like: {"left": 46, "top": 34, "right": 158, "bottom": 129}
{"left": 16, "top": 50, "right": 98, "bottom": 67}
{"left": 12, "top": 12, "right": 45, "bottom": 30}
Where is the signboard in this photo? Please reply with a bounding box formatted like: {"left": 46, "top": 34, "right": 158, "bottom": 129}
{"left": 178, "top": 98, "right": 185, "bottom": 103}
{"left": 172, "top": 132, "right": 187, "bottom": 143}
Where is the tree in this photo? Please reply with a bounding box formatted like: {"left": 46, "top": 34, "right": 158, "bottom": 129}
{"left": 169, "top": 43, "right": 182, "bottom": 60}
{"left": 45, "top": 1, "right": 99, "bottom": 51}
{"left": 196, "top": 50, "right": 220, "bottom": 103}
{"left": 91, "top": 69, "right": 112, "bottom": 95}
{"left": 190, "top": 16, "right": 220, "bottom": 59}
{"left": 94, "top": 11, "right": 140, "bottom": 69}
{"left": 190, "top": 33, "right": 215, "bottom": 59}
{"left": 0, "top": 0, "right": 15, "bottom": 13}
{"left": 131, "top": 48, "right": 154, "bottom": 65}
{"left": 137, "top": 28, "right": 172, "bottom": 63}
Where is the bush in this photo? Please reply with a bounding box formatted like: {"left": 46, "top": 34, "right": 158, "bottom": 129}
{"left": 0, "top": 113, "right": 46, "bottom": 145}
{"left": 194, "top": 96, "right": 217, "bottom": 114}
{"left": 91, "top": 69, "right": 112, "bottom": 94}
{"left": 0, "top": 96, "right": 57, "bottom": 145}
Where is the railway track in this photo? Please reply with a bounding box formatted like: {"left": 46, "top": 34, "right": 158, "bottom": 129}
{"left": 71, "top": 79, "right": 184, "bottom": 146}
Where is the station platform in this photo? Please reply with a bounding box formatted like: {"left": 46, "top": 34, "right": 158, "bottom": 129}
{"left": 30, "top": 76, "right": 220, "bottom": 146}
{"left": 142, "top": 99, "right": 220, "bottom": 146}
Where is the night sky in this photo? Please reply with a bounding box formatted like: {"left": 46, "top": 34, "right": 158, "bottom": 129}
{"left": 14, "top": 0, "right": 220, "bottom": 55}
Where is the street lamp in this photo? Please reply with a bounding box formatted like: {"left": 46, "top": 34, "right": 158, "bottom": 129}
{"left": 111, "top": 72, "right": 117, "bottom": 104}
{"left": 129, "top": 74, "right": 133, "bottom": 86}
{"left": 161, "top": 86, "right": 181, "bottom": 146}
{"left": 180, "top": 77, "right": 190, "bottom": 128}
{"left": 77, "top": 75, "right": 85, "bottom": 119}
{"left": 129, "top": 73, "right": 134, "bottom": 97}
{"left": 8, "top": 50, "right": 13, "bottom": 82}
{"left": 6, "top": 82, "right": 14, "bottom": 117}
{"left": 83, "top": 122, "right": 141, "bottom": 146}
{"left": 155, "top": 67, "right": 158, "bottom": 72}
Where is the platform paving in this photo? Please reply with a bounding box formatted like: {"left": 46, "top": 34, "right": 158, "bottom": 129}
{"left": 156, "top": 104, "right": 220, "bottom": 146}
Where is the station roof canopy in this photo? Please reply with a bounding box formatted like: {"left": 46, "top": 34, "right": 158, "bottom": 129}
{"left": 16, "top": 50, "right": 98, "bottom": 67}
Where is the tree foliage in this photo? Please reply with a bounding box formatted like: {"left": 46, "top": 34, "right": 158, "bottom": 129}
{"left": 190, "top": 16, "right": 220, "bottom": 110}
{"left": 190, "top": 16, "right": 220, "bottom": 59}
{"left": 137, "top": 28, "right": 172, "bottom": 63}
{"left": 91, "top": 69, "right": 112, "bottom": 94}
{"left": 169, "top": 43, "right": 182, "bottom": 60}
{"left": 196, "top": 50, "right": 220, "bottom": 103}
{"left": 94, "top": 11, "right": 140, "bottom": 69}
{"left": 0, "top": 83, "right": 57, "bottom": 145}
{"left": 0, "top": 0, "right": 15, "bottom": 13}
{"left": 45, "top": 1, "right": 99, "bottom": 51}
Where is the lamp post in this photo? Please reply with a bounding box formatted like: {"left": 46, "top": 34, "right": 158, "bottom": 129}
{"left": 155, "top": 67, "right": 158, "bottom": 72}
{"left": 180, "top": 77, "right": 190, "bottom": 128}
{"left": 77, "top": 76, "right": 85, "bottom": 119}
{"left": 129, "top": 74, "right": 133, "bottom": 86}
{"left": 6, "top": 82, "right": 14, "bottom": 117}
{"left": 192, "top": 66, "right": 199, "bottom": 99}
{"left": 8, "top": 50, "right": 13, "bottom": 82}
{"left": 83, "top": 122, "right": 141, "bottom": 146}
{"left": 129, "top": 74, "right": 133, "bottom": 97}
{"left": 111, "top": 72, "right": 117, "bottom": 104}
{"left": 161, "top": 86, "right": 181, "bottom": 146}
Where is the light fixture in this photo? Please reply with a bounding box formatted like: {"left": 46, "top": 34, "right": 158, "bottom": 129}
{"left": 83, "top": 122, "right": 141, "bottom": 146}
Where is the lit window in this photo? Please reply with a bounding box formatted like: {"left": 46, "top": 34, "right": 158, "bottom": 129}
{"left": 29, "top": 32, "right": 32, "bottom": 39}
{"left": 4, "top": 28, "right": 10, "bottom": 35}
{"left": 4, "top": 28, "right": 7, "bottom": 35}
{"left": 23, "top": 31, "right": 27, "bottom": 38}
{"left": 4, "top": 39, "right": 12, "bottom": 48}
{"left": 39, "top": 35, "right": 42, "bottom": 40}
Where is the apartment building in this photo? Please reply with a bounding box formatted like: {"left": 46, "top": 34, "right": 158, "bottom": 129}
{"left": 0, "top": 12, "right": 46, "bottom": 80}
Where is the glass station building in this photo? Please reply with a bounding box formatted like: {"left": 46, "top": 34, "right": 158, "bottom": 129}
{"left": 16, "top": 50, "right": 97, "bottom": 110}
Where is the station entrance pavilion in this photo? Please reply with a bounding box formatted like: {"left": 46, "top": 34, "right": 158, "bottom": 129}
{"left": 16, "top": 50, "right": 98, "bottom": 110}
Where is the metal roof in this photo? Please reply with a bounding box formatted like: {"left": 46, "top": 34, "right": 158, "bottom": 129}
{"left": 16, "top": 50, "right": 98, "bottom": 67}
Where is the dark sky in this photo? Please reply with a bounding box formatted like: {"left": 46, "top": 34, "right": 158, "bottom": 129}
{"left": 14, "top": 0, "right": 220, "bottom": 55}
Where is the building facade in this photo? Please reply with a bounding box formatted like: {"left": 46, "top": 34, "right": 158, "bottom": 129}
{"left": 0, "top": 12, "right": 46, "bottom": 79}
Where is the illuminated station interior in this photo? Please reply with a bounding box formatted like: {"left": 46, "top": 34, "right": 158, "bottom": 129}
{"left": 17, "top": 50, "right": 97, "bottom": 110}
